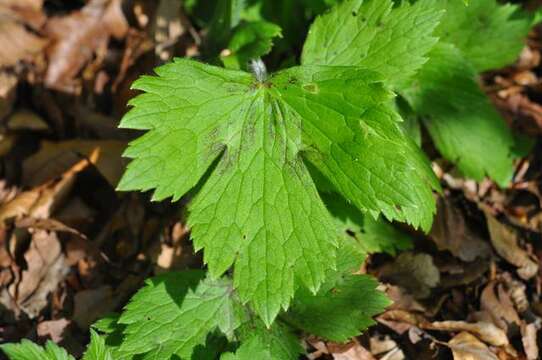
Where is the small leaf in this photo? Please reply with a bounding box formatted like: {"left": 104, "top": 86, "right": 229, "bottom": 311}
{"left": 323, "top": 191, "right": 413, "bottom": 257}
{"left": 118, "top": 271, "right": 243, "bottom": 359}
{"left": 220, "top": 337, "right": 273, "bottom": 360}
{"left": 82, "top": 330, "right": 113, "bottom": 360}
{"left": 285, "top": 274, "right": 390, "bottom": 342}
{"left": 235, "top": 317, "right": 303, "bottom": 360}
{"left": 206, "top": 0, "right": 247, "bottom": 56}
{"left": 221, "top": 21, "right": 282, "bottom": 70}
{"left": 1, "top": 340, "right": 75, "bottom": 360}
{"left": 402, "top": 43, "right": 517, "bottom": 185}
{"left": 434, "top": 0, "right": 531, "bottom": 72}
{"left": 302, "top": 0, "right": 444, "bottom": 87}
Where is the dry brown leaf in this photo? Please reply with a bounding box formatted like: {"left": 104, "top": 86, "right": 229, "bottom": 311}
{"left": 378, "top": 252, "right": 440, "bottom": 299}
{"left": 369, "top": 336, "right": 404, "bottom": 360}
{"left": 448, "top": 332, "right": 499, "bottom": 360}
{"left": 384, "top": 284, "right": 426, "bottom": 312}
{"left": 517, "top": 46, "right": 541, "bottom": 70}
{"left": 0, "top": 1, "right": 47, "bottom": 67}
{"left": 439, "top": 258, "right": 490, "bottom": 288}
{"left": 501, "top": 273, "right": 529, "bottom": 314}
{"left": 44, "top": 0, "right": 128, "bottom": 92}
{"left": 485, "top": 213, "right": 538, "bottom": 280}
{"left": 480, "top": 281, "right": 520, "bottom": 330}
{"left": 0, "top": 180, "right": 18, "bottom": 206}
{"left": 378, "top": 309, "right": 427, "bottom": 327}
{"left": 306, "top": 338, "right": 328, "bottom": 359}
{"left": 23, "top": 139, "right": 126, "bottom": 187}
{"left": 331, "top": 342, "right": 376, "bottom": 360}
{"left": 424, "top": 321, "right": 508, "bottom": 347}
{"left": 0, "top": 155, "right": 95, "bottom": 223}
{"left": 37, "top": 318, "right": 71, "bottom": 343}
{"left": 14, "top": 230, "right": 68, "bottom": 318}
{"left": 15, "top": 217, "right": 86, "bottom": 239}
{"left": 521, "top": 322, "right": 539, "bottom": 360}
{"left": 430, "top": 198, "right": 491, "bottom": 261}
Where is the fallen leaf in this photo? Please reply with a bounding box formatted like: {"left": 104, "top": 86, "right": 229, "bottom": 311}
{"left": 15, "top": 230, "right": 68, "bottom": 318}
{"left": 521, "top": 322, "right": 539, "bottom": 360}
{"left": 430, "top": 198, "right": 491, "bottom": 261}
{"left": 501, "top": 273, "right": 529, "bottom": 313}
{"left": 331, "top": 341, "right": 376, "bottom": 360}
{"left": 424, "top": 321, "right": 508, "bottom": 347}
{"left": 37, "top": 318, "right": 71, "bottom": 343}
{"left": 384, "top": 284, "right": 426, "bottom": 312}
{"left": 439, "top": 259, "right": 489, "bottom": 288}
{"left": 15, "top": 217, "right": 86, "bottom": 239}
{"left": 44, "top": 0, "right": 128, "bottom": 92}
{"left": 378, "top": 252, "right": 440, "bottom": 299}
{"left": 480, "top": 280, "right": 520, "bottom": 331}
{"left": 485, "top": 213, "right": 538, "bottom": 280}
{"left": 0, "top": 156, "right": 94, "bottom": 223}
{"left": 369, "top": 336, "right": 404, "bottom": 360}
{"left": 23, "top": 139, "right": 126, "bottom": 187}
{"left": 448, "top": 331, "right": 498, "bottom": 360}
{"left": 517, "top": 46, "right": 540, "bottom": 70}
{"left": 0, "top": 0, "right": 47, "bottom": 67}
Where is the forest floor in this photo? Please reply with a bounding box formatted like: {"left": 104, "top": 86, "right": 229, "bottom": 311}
{"left": 3, "top": 1, "right": 542, "bottom": 359}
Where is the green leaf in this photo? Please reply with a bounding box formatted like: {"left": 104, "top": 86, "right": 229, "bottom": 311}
{"left": 92, "top": 313, "right": 122, "bottom": 334}
{"left": 220, "top": 337, "right": 273, "bottom": 360}
{"left": 286, "top": 274, "right": 390, "bottom": 342}
{"left": 221, "top": 21, "right": 282, "bottom": 70}
{"left": 402, "top": 43, "right": 516, "bottom": 185}
{"left": 234, "top": 317, "right": 303, "bottom": 360}
{"left": 91, "top": 314, "right": 133, "bottom": 360}
{"left": 323, "top": 192, "right": 413, "bottom": 257}
{"left": 301, "top": 0, "right": 443, "bottom": 87}
{"left": 117, "top": 271, "right": 243, "bottom": 359}
{"left": 434, "top": 0, "right": 531, "bottom": 72}
{"left": 206, "top": 0, "right": 247, "bottom": 55}
{"left": 1, "top": 340, "right": 75, "bottom": 360}
{"left": 82, "top": 330, "right": 113, "bottom": 360}
{"left": 118, "top": 59, "right": 438, "bottom": 324}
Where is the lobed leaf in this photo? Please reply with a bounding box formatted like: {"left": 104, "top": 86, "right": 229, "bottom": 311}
{"left": 434, "top": 0, "right": 531, "bottom": 72}
{"left": 234, "top": 317, "right": 303, "bottom": 360}
{"left": 285, "top": 274, "right": 390, "bottom": 342}
{"left": 82, "top": 330, "right": 113, "bottom": 360}
{"left": 1, "top": 340, "right": 75, "bottom": 360}
{"left": 117, "top": 271, "right": 243, "bottom": 359}
{"left": 402, "top": 43, "right": 517, "bottom": 185}
{"left": 221, "top": 21, "right": 282, "bottom": 70}
{"left": 302, "top": 0, "right": 444, "bottom": 87}
{"left": 220, "top": 337, "right": 273, "bottom": 360}
{"left": 119, "top": 58, "right": 437, "bottom": 323}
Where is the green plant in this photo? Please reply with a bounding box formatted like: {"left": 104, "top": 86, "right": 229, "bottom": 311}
{"left": 3, "top": 0, "right": 538, "bottom": 359}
